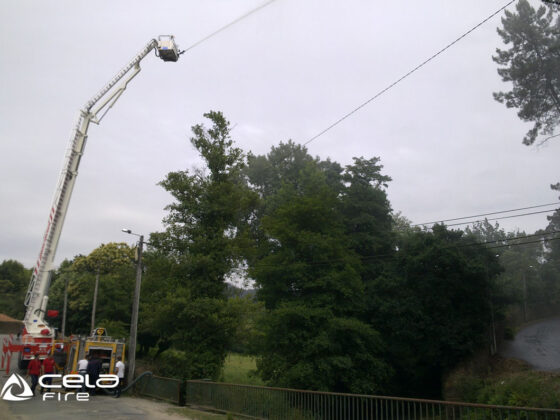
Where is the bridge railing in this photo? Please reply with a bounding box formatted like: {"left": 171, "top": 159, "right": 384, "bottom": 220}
{"left": 185, "top": 380, "right": 560, "bottom": 420}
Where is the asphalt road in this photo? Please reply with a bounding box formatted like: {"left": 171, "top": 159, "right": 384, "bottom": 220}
{"left": 0, "top": 393, "right": 190, "bottom": 420}
{"left": 500, "top": 316, "right": 560, "bottom": 371}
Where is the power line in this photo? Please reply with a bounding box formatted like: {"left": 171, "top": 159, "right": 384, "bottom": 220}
{"left": 183, "top": 0, "right": 278, "bottom": 53}
{"left": 413, "top": 202, "right": 560, "bottom": 227}
{"left": 485, "top": 236, "right": 559, "bottom": 251}
{"left": 303, "top": 0, "right": 516, "bottom": 146}
{"left": 252, "top": 230, "right": 560, "bottom": 268}
{"left": 443, "top": 209, "right": 558, "bottom": 228}
{"left": 455, "top": 230, "right": 560, "bottom": 249}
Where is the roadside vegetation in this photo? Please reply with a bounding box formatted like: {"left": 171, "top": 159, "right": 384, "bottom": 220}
{"left": 446, "top": 357, "right": 560, "bottom": 409}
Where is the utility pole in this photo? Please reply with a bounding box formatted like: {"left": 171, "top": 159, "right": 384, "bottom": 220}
{"left": 127, "top": 232, "right": 144, "bottom": 382}
{"left": 61, "top": 277, "right": 69, "bottom": 338}
{"left": 91, "top": 270, "right": 100, "bottom": 332}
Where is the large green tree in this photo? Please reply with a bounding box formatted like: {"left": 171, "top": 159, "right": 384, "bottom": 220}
{"left": 493, "top": 0, "right": 560, "bottom": 145}
{"left": 144, "top": 111, "right": 257, "bottom": 379}
{"left": 369, "top": 225, "right": 501, "bottom": 398}
{"left": 247, "top": 144, "right": 392, "bottom": 394}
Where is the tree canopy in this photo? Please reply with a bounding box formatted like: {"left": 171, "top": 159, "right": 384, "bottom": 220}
{"left": 142, "top": 111, "right": 257, "bottom": 379}
{"left": 0, "top": 260, "right": 30, "bottom": 320}
{"left": 493, "top": 0, "right": 560, "bottom": 145}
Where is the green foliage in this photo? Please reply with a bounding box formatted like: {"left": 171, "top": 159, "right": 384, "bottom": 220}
{"left": 477, "top": 373, "right": 560, "bottom": 408}
{"left": 247, "top": 143, "right": 393, "bottom": 394}
{"left": 151, "top": 111, "right": 256, "bottom": 299}
{"left": 225, "top": 296, "right": 263, "bottom": 354}
{"left": 251, "top": 161, "right": 364, "bottom": 315}
{"left": 0, "top": 259, "right": 30, "bottom": 319}
{"left": 47, "top": 243, "right": 135, "bottom": 335}
{"left": 73, "top": 242, "right": 134, "bottom": 273}
{"left": 493, "top": 0, "right": 560, "bottom": 145}
{"left": 369, "top": 225, "right": 500, "bottom": 397}
{"left": 150, "top": 294, "right": 238, "bottom": 380}
{"left": 451, "top": 370, "right": 560, "bottom": 409}
{"left": 467, "top": 218, "right": 560, "bottom": 320}
{"left": 156, "top": 348, "right": 195, "bottom": 379}
{"left": 142, "top": 111, "right": 257, "bottom": 380}
{"left": 255, "top": 303, "right": 391, "bottom": 394}
{"left": 341, "top": 157, "right": 394, "bottom": 282}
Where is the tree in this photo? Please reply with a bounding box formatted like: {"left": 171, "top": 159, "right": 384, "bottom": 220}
{"left": 341, "top": 157, "right": 395, "bottom": 317}
{"left": 151, "top": 111, "right": 257, "bottom": 299}
{"left": 369, "top": 225, "right": 500, "bottom": 398}
{"left": 493, "top": 0, "right": 560, "bottom": 145}
{"left": 72, "top": 242, "right": 134, "bottom": 273}
{"left": 47, "top": 243, "right": 135, "bottom": 336}
{"left": 247, "top": 146, "right": 391, "bottom": 393}
{"left": 145, "top": 111, "right": 257, "bottom": 379}
{"left": 0, "top": 260, "right": 31, "bottom": 319}
{"left": 255, "top": 303, "right": 391, "bottom": 394}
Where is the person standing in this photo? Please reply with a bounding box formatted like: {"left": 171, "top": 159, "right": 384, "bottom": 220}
{"left": 86, "top": 353, "right": 102, "bottom": 396}
{"left": 41, "top": 353, "right": 56, "bottom": 393}
{"left": 77, "top": 354, "right": 89, "bottom": 393}
{"left": 114, "top": 357, "right": 125, "bottom": 398}
{"left": 27, "top": 354, "right": 41, "bottom": 396}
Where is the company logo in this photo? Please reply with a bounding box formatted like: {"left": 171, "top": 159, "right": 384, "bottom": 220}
{"left": 38, "top": 374, "right": 119, "bottom": 389}
{"left": 1, "top": 373, "right": 33, "bottom": 401}
{"left": 1, "top": 373, "right": 119, "bottom": 402}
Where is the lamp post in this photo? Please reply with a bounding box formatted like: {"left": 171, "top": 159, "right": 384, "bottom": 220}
{"left": 122, "top": 228, "right": 145, "bottom": 382}
{"left": 61, "top": 276, "right": 69, "bottom": 338}
{"left": 91, "top": 269, "right": 100, "bottom": 332}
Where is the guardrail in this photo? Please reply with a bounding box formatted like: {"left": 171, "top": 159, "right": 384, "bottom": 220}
{"left": 185, "top": 380, "right": 560, "bottom": 420}
{"left": 135, "top": 373, "right": 184, "bottom": 405}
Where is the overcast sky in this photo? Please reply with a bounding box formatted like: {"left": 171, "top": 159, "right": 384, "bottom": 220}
{"left": 1, "top": 0, "right": 558, "bottom": 268}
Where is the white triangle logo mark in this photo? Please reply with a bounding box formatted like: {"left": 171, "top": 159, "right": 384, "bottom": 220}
{"left": 1, "top": 373, "right": 33, "bottom": 401}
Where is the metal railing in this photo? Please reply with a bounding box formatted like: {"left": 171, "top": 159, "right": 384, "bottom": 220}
{"left": 136, "top": 373, "right": 184, "bottom": 405}
{"left": 186, "top": 380, "right": 560, "bottom": 420}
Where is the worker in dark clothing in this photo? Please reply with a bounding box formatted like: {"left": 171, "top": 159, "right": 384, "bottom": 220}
{"left": 86, "top": 353, "right": 102, "bottom": 395}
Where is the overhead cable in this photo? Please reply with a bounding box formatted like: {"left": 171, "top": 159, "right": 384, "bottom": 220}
{"left": 442, "top": 209, "right": 558, "bottom": 228}
{"left": 303, "top": 0, "right": 516, "bottom": 146}
{"left": 253, "top": 231, "right": 560, "bottom": 268}
{"left": 413, "top": 202, "right": 559, "bottom": 227}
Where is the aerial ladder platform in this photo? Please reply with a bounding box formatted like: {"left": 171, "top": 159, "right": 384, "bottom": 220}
{"left": 1, "top": 35, "right": 182, "bottom": 372}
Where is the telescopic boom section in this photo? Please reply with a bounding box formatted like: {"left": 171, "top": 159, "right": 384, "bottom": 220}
{"left": 23, "top": 36, "right": 181, "bottom": 338}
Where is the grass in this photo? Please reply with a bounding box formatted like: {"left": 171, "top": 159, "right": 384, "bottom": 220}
{"left": 220, "top": 353, "right": 265, "bottom": 386}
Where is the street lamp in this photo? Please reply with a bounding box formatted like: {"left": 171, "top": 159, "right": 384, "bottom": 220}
{"left": 122, "top": 228, "right": 146, "bottom": 382}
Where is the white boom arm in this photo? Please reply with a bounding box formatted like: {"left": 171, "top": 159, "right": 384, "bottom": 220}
{"left": 23, "top": 36, "right": 181, "bottom": 338}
